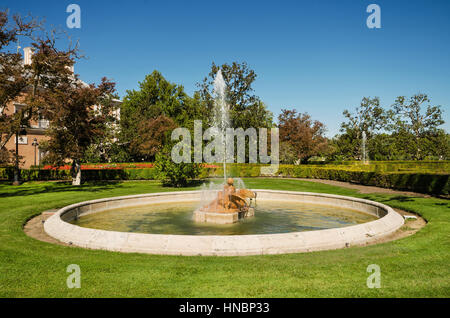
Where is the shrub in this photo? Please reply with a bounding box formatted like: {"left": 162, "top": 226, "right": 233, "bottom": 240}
{"left": 154, "top": 151, "right": 202, "bottom": 187}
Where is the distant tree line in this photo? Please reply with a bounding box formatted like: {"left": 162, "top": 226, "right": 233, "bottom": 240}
{"left": 116, "top": 65, "right": 449, "bottom": 164}
{"left": 330, "top": 95, "right": 449, "bottom": 161}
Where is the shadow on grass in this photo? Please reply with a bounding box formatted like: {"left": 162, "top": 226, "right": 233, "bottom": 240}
{"left": 0, "top": 180, "right": 124, "bottom": 198}
{"left": 434, "top": 202, "right": 450, "bottom": 208}
{"left": 360, "top": 194, "right": 416, "bottom": 203}
{"left": 384, "top": 195, "right": 417, "bottom": 203}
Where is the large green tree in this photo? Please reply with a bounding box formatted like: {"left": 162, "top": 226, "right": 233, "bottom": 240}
{"left": 336, "top": 97, "right": 387, "bottom": 160}
{"left": 120, "top": 71, "right": 205, "bottom": 161}
{"left": 391, "top": 94, "right": 446, "bottom": 160}
{"left": 197, "top": 61, "right": 273, "bottom": 129}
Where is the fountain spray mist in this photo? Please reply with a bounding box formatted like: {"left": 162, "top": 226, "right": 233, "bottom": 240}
{"left": 362, "top": 131, "right": 367, "bottom": 164}
{"left": 212, "top": 70, "right": 230, "bottom": 181}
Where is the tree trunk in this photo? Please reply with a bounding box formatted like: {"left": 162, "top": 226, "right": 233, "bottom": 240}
{"left": 71, "top": 160, "right": 81, "bottom": 186}
{"left": 12, "top": 132, "right": 20, "bottom": 186}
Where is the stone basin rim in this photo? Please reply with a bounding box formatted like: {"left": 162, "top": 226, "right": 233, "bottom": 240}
{"left": 43, "top": 190, "right": 405, "bottom": 256}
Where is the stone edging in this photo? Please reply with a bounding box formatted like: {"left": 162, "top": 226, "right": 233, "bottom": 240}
{"left": 44, "top": 190, "right": 404, "bottom": 256}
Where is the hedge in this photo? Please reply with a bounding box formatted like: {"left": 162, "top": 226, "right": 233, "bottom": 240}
{"left": 276, "top": 165, "right": 449, "bottom": 195}
{"left": 1, "top": 163, "right": 448, "bottom": 195}
{"left": 0, "top": 167, "right": 158, "bottom": 182}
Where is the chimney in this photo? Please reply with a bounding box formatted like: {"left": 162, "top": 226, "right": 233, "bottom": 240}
{"left": 23, "top": 47, "right": 33, "bottom": 65}
{"left": 66, "top": 64, "right": 74, "bottom": 73}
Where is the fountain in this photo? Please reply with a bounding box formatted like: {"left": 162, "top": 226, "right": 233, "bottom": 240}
{"left": 191, "top": 71, "right": 257, "bottom": 224}
{"left": 362, "top": 131, "right": 368, "bottom": 164}
{"left": 45, "top": 190, "right": 404, "bottom": 256}
{"left": 193, "top": 178, "right": 257, "bottom": 224}
{"left": 212, "top": 69, "right": 229, "bottom": 182}
{"left": 41, "top": 71, "right": 405, "bottom": 256}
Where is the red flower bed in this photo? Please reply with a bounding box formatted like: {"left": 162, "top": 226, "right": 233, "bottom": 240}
{"left": 201, "top": 164, "right": 220, "bottom": 168}
{"left": 41, "top": 163, "right": 221, "bottom": 170}
{"left": 43, "top": 163, "right": 155, "bottom": 170}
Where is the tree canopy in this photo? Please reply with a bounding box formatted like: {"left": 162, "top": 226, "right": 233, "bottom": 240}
{"left": 332, "top": 94, "right": 448, "bottom": 161}
{"left": 278, "top": 109, "right": 328, "bottom": 163}
{"left": 197, "top": 61, "right": 273, "bottom": 130}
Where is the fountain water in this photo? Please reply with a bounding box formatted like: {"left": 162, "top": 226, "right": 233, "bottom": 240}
{"left": 193, "top": 71, "right": 257, "bottom": 224}
{"left": 212, "top": 70, "right": 230, "bottom": 181}
{"left": 362, "top": 131, "right": 368, "bottom": 164}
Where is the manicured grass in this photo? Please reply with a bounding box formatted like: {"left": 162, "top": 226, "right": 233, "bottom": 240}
{"left": 0, "top": 179, "right": 448, "bottom": 297}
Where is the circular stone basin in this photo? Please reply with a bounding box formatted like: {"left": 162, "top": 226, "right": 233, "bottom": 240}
{"left": 70, "top": 200, "right": 377, "bottom": 235}
{"left": 44, "top": 190, "right": 404, "bottom": 256}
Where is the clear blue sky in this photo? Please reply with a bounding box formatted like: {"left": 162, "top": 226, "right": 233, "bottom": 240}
{"left": 3, "top": 0, "right": 449, "bottom": 136}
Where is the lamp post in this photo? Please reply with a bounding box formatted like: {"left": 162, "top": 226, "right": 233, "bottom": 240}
{"left": 13, "top": 127, "right": 27, "bottom": 186}
{"left": 32, "top": 138, "right": 39, "bottom": 167}
{"left": 13, "top": 131, "right": 20, "bottom": 185}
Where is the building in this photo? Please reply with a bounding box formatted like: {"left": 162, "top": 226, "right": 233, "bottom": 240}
{"left": 0, "top": 47, "right": 121, "bottom": 168}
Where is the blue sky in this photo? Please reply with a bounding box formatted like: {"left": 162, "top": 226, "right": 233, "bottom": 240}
{"left": 3, "top": 0, "right": 449, "bottom": 136}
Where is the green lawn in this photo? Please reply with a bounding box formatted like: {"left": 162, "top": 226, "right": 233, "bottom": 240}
{"left": 0, "top": 178, "right": 448, "bottom": 297}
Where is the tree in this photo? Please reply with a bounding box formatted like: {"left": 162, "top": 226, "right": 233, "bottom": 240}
{"left": 197, "top": 61, "right": 273, "bottom": 129}
{"left": 130, "top": 115, "right": 177, "bottom": 161}
{"left": 120, "top": 71, "right": 205, "bottom": 160}
{"left": 279, "top": 141, "right": 297, "bottom": 164}
{"left": 429, "top": 131, "right": 450, "bottom": 160}
{"left": 81, "top": 91, "right": 122, "bottom": 163}
{"left": 338, "top": 97, "right": 387, "bottom": 160}
{"left": 0, "top": 10, "right": 41, "bottom": 182}
{"left": 366, "top": 133, "right": 401, "bottom": 160}
{"left": 278, "top": 109, "right": 328, "bottom": 163}
{"left": 391, "top": 94, "right": 445, "bottom": 160}
{"left": 39, "top": 76, "right": 116, "bottom": 185}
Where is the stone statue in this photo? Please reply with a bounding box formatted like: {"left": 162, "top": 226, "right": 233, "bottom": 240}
{"left": 200, "top": 178, "right": 256, "bottom": 214}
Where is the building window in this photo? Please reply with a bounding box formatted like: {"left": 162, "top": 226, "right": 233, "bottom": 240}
{"left": 14, "top": 104, "right": 25, "bottom": 113}
{"left": 38, "top": 118, "right": 49, "bottom": 128}
{"left": 15, "top": 136, "right": 28, "bottom": 145}
{"left": 38, "top": 149, "right": 47, "bottom": 164}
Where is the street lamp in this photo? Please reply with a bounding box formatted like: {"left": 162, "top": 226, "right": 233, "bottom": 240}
{"left": 32, "top": 138, "right": 39, "bottom": 167}
{"left": 13, "top": 127, "right": 27, "bottom": 186}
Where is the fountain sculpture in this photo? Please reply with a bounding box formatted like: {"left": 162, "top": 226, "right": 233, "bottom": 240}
{"left": 192, "top": 71, "right": 257, "bottom": 224}
{"left": 194, "top": 178, "right": 257, "bottom": 224}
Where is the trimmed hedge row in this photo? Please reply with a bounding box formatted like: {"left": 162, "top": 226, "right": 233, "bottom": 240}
{"left": 208, "top": 164, "right": 449, "bottom": 195}
{"left": 291, "top": 161, "right": 450, "bottom": 173}
{"left": 0, "top": 168, "right": 158, "bottom": 182}
{"left": 1, "top": 163, "right": 448, "bottom": 195}
{"left": 277, "top": 166, "right": 449, "bottom": 195}
{"left": 0, "top": 168, "right": 71, "bottom": 181}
